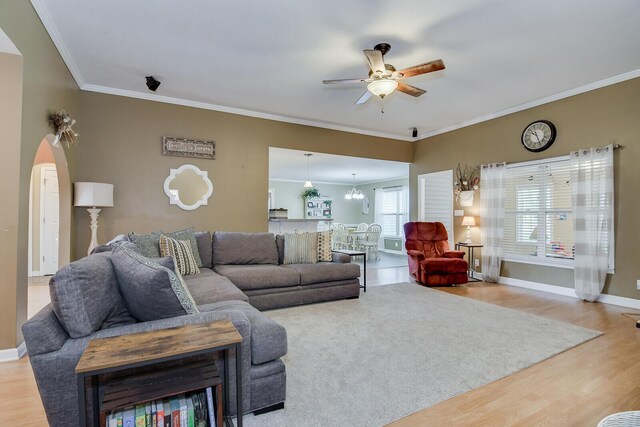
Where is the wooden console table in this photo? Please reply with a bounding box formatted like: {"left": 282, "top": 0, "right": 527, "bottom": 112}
{"left": 76, "top": 320, "right": 243, "bottom": 427}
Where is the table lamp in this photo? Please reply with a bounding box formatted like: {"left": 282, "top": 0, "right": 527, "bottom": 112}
{"left": 461, "top": 216, "right": 476, "bottom": 244}
{"left": 74, "top": 182, "right": 114, "bottom": 256}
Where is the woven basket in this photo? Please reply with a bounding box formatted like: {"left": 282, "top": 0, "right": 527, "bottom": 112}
{"left": 597, "top": 411, "right": 640, "bottom": 427}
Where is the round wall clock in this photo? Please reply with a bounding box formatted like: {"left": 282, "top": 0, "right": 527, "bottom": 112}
{"left": 521, "top": 120, "right": 557, "bottom": 152}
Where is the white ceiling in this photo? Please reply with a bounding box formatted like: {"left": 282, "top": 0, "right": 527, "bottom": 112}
{"left": 269, "top": 148, "right": 408, "bottom": 185}
{"left": 33, "top": 0, "right": 640, "bottom": 141}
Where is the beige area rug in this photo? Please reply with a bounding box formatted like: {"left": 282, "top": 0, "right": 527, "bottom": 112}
{"left": 237, "top": 283, "right": 602, "bottom": 427}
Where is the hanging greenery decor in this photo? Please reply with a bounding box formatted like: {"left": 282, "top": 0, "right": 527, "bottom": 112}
{"left": 301, "top": 188, "right": 321, "bottom": 199}
{"left": 48, "top": 110, "right": 78, "bottom": 147}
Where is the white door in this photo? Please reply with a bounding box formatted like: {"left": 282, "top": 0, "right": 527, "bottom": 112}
{"left": 41, "top": 167, "right": 59, "bottom": 274}
{"left": 417, "top": 170, "right": 454, "bottom": 249}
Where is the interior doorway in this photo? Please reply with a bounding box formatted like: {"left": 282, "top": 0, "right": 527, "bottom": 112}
{"left": 28, "top": 136, "right": 71, "bottom": 318}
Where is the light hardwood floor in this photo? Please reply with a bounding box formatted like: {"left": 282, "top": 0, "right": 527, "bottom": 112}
{"left": 5, "top": 269, "right": 640, "bottom": 426}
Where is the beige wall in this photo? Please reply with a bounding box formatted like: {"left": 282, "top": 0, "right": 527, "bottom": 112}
{"left": 411, "top": 77, "right": 640, "bottom": 299}
{"left": 0, "top": 2, "right": 80, "bottom": 349}
{"left": 75, "top": 92, "right": 414, "bottom": 252}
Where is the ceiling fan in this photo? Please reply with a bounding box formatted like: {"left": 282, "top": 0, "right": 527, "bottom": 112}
{"left": 323, "top": 43, "right": 445, "bottom": 105}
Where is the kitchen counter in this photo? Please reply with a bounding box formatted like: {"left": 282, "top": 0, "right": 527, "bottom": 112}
{"left": 268, "top": 218, "right": 333, "bottom": 234}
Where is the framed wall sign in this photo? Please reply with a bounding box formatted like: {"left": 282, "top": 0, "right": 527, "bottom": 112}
{"left": 162, "top": 136, "right": 215, "bottom": 160}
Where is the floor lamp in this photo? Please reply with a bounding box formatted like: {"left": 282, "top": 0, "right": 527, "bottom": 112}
{"left": 74, "top": 182, "right": 114, "bottom": 256}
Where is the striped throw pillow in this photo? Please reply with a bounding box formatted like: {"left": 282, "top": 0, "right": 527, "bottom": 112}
{"left": 159, "top": 235, "right": 200, "bottom": 276}
{"left": 317, "top": 230, "right": 333, "bottom": 262}
{"left": 283, "top": 232, "right": 318, "bottom": 264}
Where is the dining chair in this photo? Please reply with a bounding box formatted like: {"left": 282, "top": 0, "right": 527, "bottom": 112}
{"left": 353, "top": 222, "right": 368, "bottom": 249}
{"left": 358, "top": 223, "right": 382, "bottom": 260}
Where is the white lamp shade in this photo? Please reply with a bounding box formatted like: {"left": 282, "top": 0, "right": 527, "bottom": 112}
{"left": 74, "top": 182, "right": 114, "bottom": 207}
{"left": 461, "top": 216, "right": 476, "bottom": 227}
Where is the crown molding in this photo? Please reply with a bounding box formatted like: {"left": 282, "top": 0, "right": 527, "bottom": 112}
{"left": 30, "top": 0, "right": 85, "bottom": 87}
{"left": 417, "top": 68, "right": 640, "bottom": 140}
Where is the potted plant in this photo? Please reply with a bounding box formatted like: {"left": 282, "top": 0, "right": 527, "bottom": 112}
{"left": 454, "top": 164, "right": 480, "bottom": 206}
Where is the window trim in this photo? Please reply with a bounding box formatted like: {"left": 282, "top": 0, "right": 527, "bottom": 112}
{"left": 380, "top": 186, "right": 407, "bottom": 239}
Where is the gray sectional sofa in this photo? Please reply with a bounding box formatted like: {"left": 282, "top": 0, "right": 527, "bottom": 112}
{"left": 22, "top": 230, "right": 361, "bottom": 426}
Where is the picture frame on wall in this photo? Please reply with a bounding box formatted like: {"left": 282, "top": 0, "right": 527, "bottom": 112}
{"left": 162, "top": 136, "right": 215, "bottom": 160}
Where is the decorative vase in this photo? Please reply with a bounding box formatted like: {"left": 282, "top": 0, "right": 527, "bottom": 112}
{"left": 457, "top": 190, "right": 474, "bottom": 207}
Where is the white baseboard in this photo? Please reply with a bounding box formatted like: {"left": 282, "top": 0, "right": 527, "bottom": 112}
{"left": 0, "top": 341, "right": 27, "bottom": 363}
{"left": 28, "top": 270, "right": 41, "bottom": 278}
{"left": 497, "top": 276, "right": 640, "bottom": 310}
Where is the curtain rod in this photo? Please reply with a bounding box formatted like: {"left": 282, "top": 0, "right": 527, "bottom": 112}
{"left": 482, "top": 144, "right": 622, "bottom": 169}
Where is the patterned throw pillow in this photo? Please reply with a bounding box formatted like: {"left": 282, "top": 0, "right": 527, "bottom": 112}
{"left": 165, "top": 227, "right": 204, "bottom": 268}
{"left": 317, "top": 230, "right": 333, "bottom": 262}
{"left": 127, "top": 231, "right": 163, "bottom": 257}
{"left": 159, "top": 235, "right": 201, "bottom": 276}
{"left": 283, "top": 232, "right": 318, "bottom": 264}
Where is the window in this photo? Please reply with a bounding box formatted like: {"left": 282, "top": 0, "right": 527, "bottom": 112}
{"left": 380, "top": 186, "right": 408, "bottom": 238}
{"left": 503, "top": 158, "right": 575, "bottom": 267}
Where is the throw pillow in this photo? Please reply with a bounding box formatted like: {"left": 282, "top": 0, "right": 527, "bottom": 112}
{"left": 159, "top": 235, "right": 200, "bottom": 276}
{"left": 317, "top": 230, "right": 333, "bottom": 262}
{"left": 112, "top": 245, "right": 199, "bottom": 322}
{"left": 283, "top": 232, "right": 318, "bottom": 264}
{"left": 49, "top": 252, "right": 135, "bottom": 338}
{"left": 127, "top": 231, "right": 163, "bottom": 258}
{"left": 165, "top": 227, "right": 204, "bottom": 267}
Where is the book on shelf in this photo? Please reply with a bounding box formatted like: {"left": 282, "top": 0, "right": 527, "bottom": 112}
{"left": 106, "top": 390, "right": 216, "bottom": 427}
{"left": 123, "top": 406, "right": 135, "bottom": 427}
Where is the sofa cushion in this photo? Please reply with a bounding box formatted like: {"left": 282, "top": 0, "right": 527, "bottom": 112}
{"left": 112, "top": 245, "right": 199, "bottom": 321}
{"left": 165, "top": 227, "right": 203, "bottom": 267}
{"left": 195, "top": 231, "right": 212, "bottom": 268}
{"left": 127, "top": 231, "right": 163, "bottom": 257}
{"left": 159, "top": 235, "right": 200, "bottom": 276}
{"left": 198, "top": 300, "right": 287, "bottom": 365}
{"left": 212, "top": 232, "right": 278, "bottom": 265}
{"left": 421, "top": 258, "right": 468, "bottom": 274}
{"left": 49, "top": 252, "right": 135, "bottom": 338}
{"left": 214, "top": 265, "right": 300, "bottom": 290}
{"left": 283, "top": 262, "right": 360, "bottom": 285}
{"left": 184, "top": 268, "right": 248, "bottom": 305}
{"left": 283, "top": 232, "right": 318, "bottom": 264}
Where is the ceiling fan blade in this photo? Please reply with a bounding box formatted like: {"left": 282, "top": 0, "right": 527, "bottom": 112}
{"left": 398, "top": 59, "right": 445, "bottom": 79}
{"left": 323, "top": 78, "right": 367, "bottom": 84}
{"left": 397, "top": 82, "right": 426, "bottom": 97}
{"left": 363, "top": 49, "right": 386, "bottom": 74}
{"left": 355, "top": 91, "right": 373, "bottom": 105}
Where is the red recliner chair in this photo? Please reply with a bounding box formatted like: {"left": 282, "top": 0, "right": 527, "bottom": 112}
{"left": 403, "top": 222, "right": 469, "bottom": 286}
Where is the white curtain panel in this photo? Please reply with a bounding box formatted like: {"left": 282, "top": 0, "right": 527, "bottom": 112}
{"left": 570, "top": 145, "right": 614, "bottom": 302}
{"left": 480, "top": 163, "right": 506, "bottom": 282}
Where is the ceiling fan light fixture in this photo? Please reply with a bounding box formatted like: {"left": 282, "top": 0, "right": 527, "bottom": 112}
{"left": 367, "top": 79, "right": 398, "bottom": 98}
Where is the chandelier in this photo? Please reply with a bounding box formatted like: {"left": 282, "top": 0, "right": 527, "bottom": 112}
{"left": 344, "top": 173, "right": 364, "bottom": 200}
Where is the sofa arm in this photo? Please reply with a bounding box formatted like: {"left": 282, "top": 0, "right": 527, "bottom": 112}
{"left": 407, "top": 250, "right": 425, "bottom": 261}
{"left": 443, "top": 250, "right": 465, "bottom": 259}
{"left": 22, "top": 304, "right": 69, "bottom": 357}
{"left": 331, "top": 252, "right": 351, "bottom": 263}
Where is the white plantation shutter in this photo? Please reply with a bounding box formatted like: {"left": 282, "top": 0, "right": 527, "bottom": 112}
{"left": 418, "top": 171, "right": 454, "bottom": 248}
{"left": 503, "top": 157, "right": 575, "bottom": 267}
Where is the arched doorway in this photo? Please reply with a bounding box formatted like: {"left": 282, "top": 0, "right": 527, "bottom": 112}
{"left": 27, "top": 136, "right": 72, "bottom": 317}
